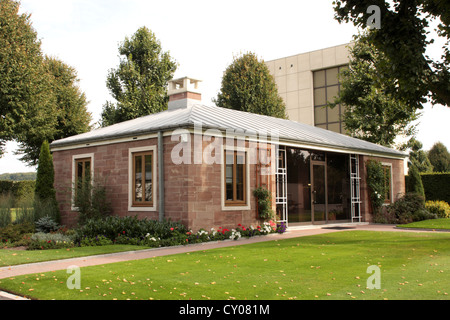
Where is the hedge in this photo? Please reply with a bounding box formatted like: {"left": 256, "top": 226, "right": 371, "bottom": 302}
{"left": 406, "top": 173, "right": 450, "bottom": 203}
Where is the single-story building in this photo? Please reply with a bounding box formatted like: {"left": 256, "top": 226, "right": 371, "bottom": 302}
{"left": 50, "top": 77, "right": 407, "bottom": 231}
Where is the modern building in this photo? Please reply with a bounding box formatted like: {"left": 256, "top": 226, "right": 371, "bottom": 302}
{"left": 265, "top": 43, "right": 351, "bottom": 134}
{"left": 50, "top": 76, "right": 406, "bottom": 231}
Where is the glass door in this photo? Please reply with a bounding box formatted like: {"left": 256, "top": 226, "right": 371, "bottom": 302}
{"left": 312, "top": 163, "right": 326, "bottom": 224}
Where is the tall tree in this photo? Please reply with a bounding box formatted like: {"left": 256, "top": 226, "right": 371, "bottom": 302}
{"left": 428, "top": 141, "right": 450, "bottom": 172}
{"left": 330, "top": 33, "right": 419, "bottom": 147}
{"left": 407, "top": 138, "right": 433, "bottom": 173}
{"left": 333, "top": 0, "right": 450, "bottom": 108}
{"left": 16, "top": 56, "right": 92, "bottom": 165}
{"left": 214, "top": 52, "right": 287, "bottom": 119}
{"left": 0, "top": 0, "right": 91, "bottom": 165}
{"left": 0, "top": 0, "right": 57, "bottom": 158}
{"left": 100, "top": 27, "right": 177, "bottom": 126}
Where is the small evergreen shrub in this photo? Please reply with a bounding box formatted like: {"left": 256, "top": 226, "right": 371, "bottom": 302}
{"left": 35, "top": 216, "right": 60, "bottom": 233}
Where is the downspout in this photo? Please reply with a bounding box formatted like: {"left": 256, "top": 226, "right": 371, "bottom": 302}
{"left": 158, "top": 131, "right": 165, "bottom": 222}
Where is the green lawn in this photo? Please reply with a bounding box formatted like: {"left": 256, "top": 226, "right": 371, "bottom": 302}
{"left": 0, "top": 245, "right": 151, "bottom": 267}
{"left": 397, "top": 218, "right": 450, "bottom": 230}
{"left": 0, "top": 230, "right": 449, "bottom": 300}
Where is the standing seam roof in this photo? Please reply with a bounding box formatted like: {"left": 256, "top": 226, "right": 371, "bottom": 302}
{"left": 50, "top": 104, "right": 407, "bottom": 158}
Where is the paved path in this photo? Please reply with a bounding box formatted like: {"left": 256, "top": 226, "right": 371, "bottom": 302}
{"left": 0, "top": 224, "right": 444, "bottom": 300}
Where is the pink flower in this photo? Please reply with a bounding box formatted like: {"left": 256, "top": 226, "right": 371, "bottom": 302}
{"left": 170, "top": 228, "right": 174, "bottom": 231}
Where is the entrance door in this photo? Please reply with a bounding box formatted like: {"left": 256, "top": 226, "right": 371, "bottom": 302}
{"left": 312, "top": 163, "right": 326, "bottom": 224}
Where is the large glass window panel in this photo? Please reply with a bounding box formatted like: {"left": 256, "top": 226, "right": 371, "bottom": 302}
{"left": 286, "top": 148, "right": 311, "bottom": 224}
{"left": 327, "top": 153, "right": 351, "bottom": 221}
{"left": 328, "top": 122, "right": 341, "bottom": 133}
{"left": 313, "top": 70, "right": 326, "bottom": 87}
{"left": 314, "top": 88, "right": 326, "bottom": 106}
{"left": 134, "top": 155, "right": 143, "bottom": 203}
{"left": 314, "top": 106, "right": 327, "bottom": 124}
{"left": 326, "top": 67, "right": 339, "bottom": 86}
{"left": 326, "top": 85, "right": 339, "bottom": 104}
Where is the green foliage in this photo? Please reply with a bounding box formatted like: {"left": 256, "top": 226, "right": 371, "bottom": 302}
{"left": 425, "top": 201, "right": 450, "bottom": 219}
{"left": 333, "top": 0, "right": 450, "bottom": 108}
{"left": 253, "top": 186, "right": 275, "bottom": 220}
{"left": 406, "top": 138, "right": 433, "bottom": 173}
{"left": 28, "top": 232, "right": 74, "bottom": 250}
{"left": 406, "top": 164, "right": 425, "bottom": 200}
{"left": 329, "top": 33, "right": 418, "bottom": 147}
{"left": 79, "top": 235, "right": 113, "bottom": 247}
{"left": 73, "top": 177, "right": 112, "bottom": 226}
{"left": 366, "top": 160, "right": 385, "bottom": 215}
{"left": 0, "top": 180, "right": 35, "bottom": 206}
{"left": 386, "top": 193, "right": 436, "bottom": 224}
{"left": 100, "top": 26, "right": 177, "bottom": 126}
{"left": 419, "top": 172, "right": 450, "bottom": 203}
{"left": 428, "top": 142, "right": 450, "bottom": 173}
{"left": 74, "top": 216, "right": 187, "bottom": 244}
{"left": 0, "top": 221, "right": 34, "bottom": 244}
{"left": 0, "top": 0, "right": 91, "bottom": 165}
{"left": 35, "top": 216, "right": 60, "bottom": 233}
{"left": 214, "top": 52, "right": 287, "bottom": 119}
{"left": 34, "top": 140, "right": 59, "bottom": 222}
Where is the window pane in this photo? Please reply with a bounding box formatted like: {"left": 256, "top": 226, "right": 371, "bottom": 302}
{"left": 328, "top": 122, "right": 341, "bottom": 133}
{"left": 314, "top": 88, "right": 326, "bottom": 106}
{"left": 326, "top": 67, "right": 339, "bottom": 86}
{"left": 134, "top": 155, "right": 142, "bottom": 202}
{"left": 314, "top": 106, "right": 326, "bottom": 124}
{"left": 313, "top": 70, "right": 325, "bottom": 87}
{"left": 236, "top": 154, "right": 245, "bottom": 201}
{"left": 328, "top": 103, "right": 340, "bottom": 123}
{"left": 144, "top": 154, "right": 152, "bottom": 202}
{"left": 326, "top": 85, "right": 339, "bottom": 104}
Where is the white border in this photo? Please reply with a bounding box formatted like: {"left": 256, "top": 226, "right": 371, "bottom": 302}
{"left": 128, "top": 145, "right": 157, "bottom": 212}
{"left": 221, "top": 146, "right": 251, "bottom": 211}
{"left": 71, "top": 153, "right": 94, "bottom": 211}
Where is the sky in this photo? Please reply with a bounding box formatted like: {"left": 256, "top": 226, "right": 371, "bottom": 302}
{"left": 0, "top": 0, "right": 449, "bottom": 174}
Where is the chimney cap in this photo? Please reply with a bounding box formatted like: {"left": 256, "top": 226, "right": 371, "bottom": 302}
{"left": 168, "top": 77, "right": 202, "bottom": 95}
{"left": 167, "top": 77, "right": 202, "bottom": 110}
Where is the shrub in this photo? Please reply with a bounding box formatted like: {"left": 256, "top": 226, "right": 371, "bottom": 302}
{"left": 79, "top": 235, "right": 113, "bottom": 247}
{"left": 366, "top": 160, "right": 385, "bottom": 215}
{"left": 0, "top": 222, "right": 35, "bottom": 244}
{"left": 35, "top": 216, "right": 60, "bottom": 233}
{"left": 253, "top": 186, "right": 274, "bottom": 220}
{"left": 387, "top": 193, "right": 436, "bottom": 224}
{"left": 74, "top": 216, "right": 188, "bottom": 244}
{"left": 425, "top": 200, "right": 450, "bottom": 219}
{"left": 28, "top": 232, "right": 75, "bottom": 250}
{"left": 73, "top": 177, "right": 112, "bottom": 225}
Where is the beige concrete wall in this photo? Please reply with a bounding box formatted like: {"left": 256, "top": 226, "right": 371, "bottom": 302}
{"left": 266, "top": 43, "right": 351, "bottom": 125}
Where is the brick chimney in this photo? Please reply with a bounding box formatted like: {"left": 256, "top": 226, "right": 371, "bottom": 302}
{"left": 167, "top": 77, "right": 202, "bottom": 110}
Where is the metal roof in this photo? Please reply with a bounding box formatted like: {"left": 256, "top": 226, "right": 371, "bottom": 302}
{"left": 50, "top": 104, "right": 407, "bottom": 158}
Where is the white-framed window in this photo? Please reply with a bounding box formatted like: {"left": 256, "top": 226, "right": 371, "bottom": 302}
{"left": 221, "top": 146, "right": 251, "bottom": 211}
{"left": 128, "top": 146, "right": 157, "bottom": 212}
{"left": 71, "top": 153, "right": 94, "bottom": 211}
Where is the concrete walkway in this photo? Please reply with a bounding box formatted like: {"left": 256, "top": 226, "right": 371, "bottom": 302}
{"left": 0, "top": 223, "right": 444, "bottom": 300}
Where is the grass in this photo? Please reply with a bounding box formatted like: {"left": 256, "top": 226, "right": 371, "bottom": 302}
{"left": 397, "top": 218, "right": 450, "bottom": 230}
{"left": 0, "top": 230, "right": 449, "bottom": 300}
{"left": 0, "top": 245, "right": 151, "bottom": 267}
